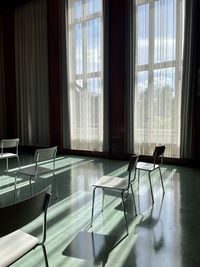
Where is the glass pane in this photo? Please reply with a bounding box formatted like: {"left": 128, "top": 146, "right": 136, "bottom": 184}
{"left": 153, "top": 68, "right": 176, "bottom": 141}
{"left": 154, "top": 0, "right": 176, "bottom": 63}
{"left": 75, "top": 23, "right": 83, "bottom": 74}
{"left": 137, "top": 4, "right": 149, "bottom": 65}
{"left": 87, "top": 78, "right": 102, "bottom": 128}
{"left": 75, "top": 79, "right": 83, "bottom": 128}
{"left": 86, "top": 0, "right": 101, "bottom": 16}
{"left": 86, "top": 18, "right": 101, "bottom": 73}
{"left": 135, "top": 71, "right": 149, "bottom": 130}
{"left": 87, "top": 77, "right": 101, "bottom": 95}
{"left": 73, "top": 0, "right": 82, "bottom": 20}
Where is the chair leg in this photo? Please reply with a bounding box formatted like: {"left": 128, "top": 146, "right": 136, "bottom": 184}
{"left": 53, "top": 171, "right": 58, "bottom": 198}
{"left": 17, "top": 156, "right": 20, "bottom": 170}
{"left": 102, "top": 188, "right": 105, "bottom": 212}
{"left": 30, "top": 177, "right": 34, "bottom": 196}
{"left": 138, "top": 169, "right": 140, "bottom": 190}
{"left": 159, "top": 167, "right": 165, "bottom": 194}
{"left": 14, "top": 173, "right": 18, "bottom": 202}
{"left": 91, "top": 187, "right": 96, "bottom": 227}
{"left": 131, "top": 168, "right": 137, "bottom": 183}
{"left": 130, "top": 184, "right": 137, "bottom": 215}
{"left": 42, "top": 244, "right": 49, "bottom": 267}
{"left": 6, "top": 158, "right": 8, "bottom": 173}
{"left": 148, "top": 172, "right": 154, "bottom": 204}
{"left": 35, "top": 176, "right": 38, "bottom": 194}
{"left": 121, "top": 191, "right": 129, "bottom": 235}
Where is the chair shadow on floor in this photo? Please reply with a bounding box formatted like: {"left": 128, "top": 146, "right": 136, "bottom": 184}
{"left": 62, "top": 209, "right": 142, "bottom": 266}
{"left": 62, "top": 231, "right": 117, "bottom": 266}
{"left": 63, "top": 230, "right": 136, "bottom": 267}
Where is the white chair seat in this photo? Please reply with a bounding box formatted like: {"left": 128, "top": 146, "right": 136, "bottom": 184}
{"left": 136, "top": 162, "right": 159, "bottom": 171}
{"left": 0, "top": 153, "right": 18, "bottom": 159}
{"left": 91, "top": 155, "right": 139, "bottom": 235}
{"left": 0, "top": 230, "right": 38, "bottom": 267}
{"left": 17, "top": 166, "right": 53, "bottom": 176}
{"left": 93, "top": 175, "right": 128, "bottom": 190}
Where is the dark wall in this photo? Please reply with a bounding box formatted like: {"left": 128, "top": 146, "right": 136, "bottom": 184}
{"left": 47, "top": 0, "right": 63, "bottom": 149}
{"left": 109, "top": 0, "right": 126, "bottom": 158}
{"left": 194, "top": 0, "right": 200, "bottom": 164}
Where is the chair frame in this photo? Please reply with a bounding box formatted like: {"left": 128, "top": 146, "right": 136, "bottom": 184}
{"left": 0, "top": 185, "right": 52, "bottom": 267}
{"left": 0, "top": 138, "right": 20, "bottom": 173}
{"left": 135, "top": 145, "right": 166, "bottom": 204}
{"left": 15, "top": 146, "right": 58, "bottom": 199}
{"left": 91, "top": 154, "right": 139, "bottom": 235}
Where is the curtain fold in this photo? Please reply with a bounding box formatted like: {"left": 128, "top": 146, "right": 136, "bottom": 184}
{"left": 15, "top": 0, "right": 49, "bottom": 146}
{"left": 62, "top": 0, "right": 71, "bottom": 149}
{"left": 0, "top": 17, "right": 6, "bottom": 139}
{"left": 180, "top": 0, "right": 197, "bottom": 159}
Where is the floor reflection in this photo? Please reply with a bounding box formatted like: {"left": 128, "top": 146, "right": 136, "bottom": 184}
{"left": 139, "top": 194, "right": 165, "bottom": 253}
{"left": 1, "top": 156, "right": 200, "bottom": 266}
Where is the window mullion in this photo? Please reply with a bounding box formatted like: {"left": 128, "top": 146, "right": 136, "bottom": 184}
{"left": 175, "top": 0, "right": 182, "bottom": 146}
{"left": 82, "top": 0, "right": 87, "bottom": 86}
{"left": 148, "top": 1, "right": 155, "bottom": 141}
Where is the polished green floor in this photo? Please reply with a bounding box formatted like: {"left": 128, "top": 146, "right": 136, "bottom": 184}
{"left": 1, "top": 153, "right": 200, "bottom": 267}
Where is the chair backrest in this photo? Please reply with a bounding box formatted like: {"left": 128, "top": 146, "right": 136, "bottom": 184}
{"left": 153, "top": 145, "right": 166, "bottom": 165}
{"left": 0, "top": 185, "right": 52, "bottom": 238}
{"left": 127, "top": 154, "right": 139, "bottom": 185}
{"left": 0, "top": 138, "right": 19, "bottom": 155}
{"left": 34, "top": 146, "right": 57, "bottom": 163}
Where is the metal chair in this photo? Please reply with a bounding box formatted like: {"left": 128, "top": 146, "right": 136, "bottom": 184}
{"left": 0, "top": 138, "right": 20, "bottom": 173}
{"left": 135, "top": 145, "right": 166, "bottom": 204}
{"left": 91, "top": 154, "right": 139, "bottom": 235}
{"left": 15, "top": 146, "right": 58, "bottom": 198}
{"left": 0, "top": 185, "right": 52, "bottom": 267}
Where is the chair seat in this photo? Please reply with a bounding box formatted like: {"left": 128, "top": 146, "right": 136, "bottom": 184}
{"left": 136, "top": 162, "right": 159, "bottom": 172}
{"left": 0, "top": 153, "right": 18, "bottom": 159}
{"left": 92, "top": 175, "right": 128, "bottom": 190}
{"left": 0, "top": 230, "right": 39, "bottom": 267}
{"left": 91, "top": 155, "right": 139, "bottom": 235}
{"left": 17, "top": 166, "right": 53, "bottom": 176}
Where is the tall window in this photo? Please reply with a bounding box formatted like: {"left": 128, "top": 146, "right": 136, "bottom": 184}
{"left": 67, "top": 0, "right": 103, "bottom": 151}
{"left": 134, "top": 0, "right": 185, "bottom": 157}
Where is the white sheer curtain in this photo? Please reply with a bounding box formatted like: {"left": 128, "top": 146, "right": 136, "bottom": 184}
{"left": 67, "top": 0, "right": 104, "bottom": 151}
{"left": 134, "top": 0, "right": 185, "bottom": 157}
{"left": 15, "top": 0, "right": 49, "bottom": 146}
